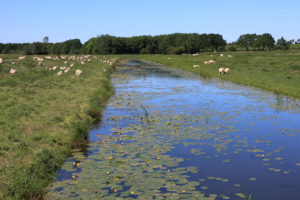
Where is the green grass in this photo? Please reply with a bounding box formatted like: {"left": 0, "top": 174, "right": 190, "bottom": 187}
{"left": 119, "top": 50, "right": 300, "bottom": 99}
{"left": 0, "top": 54, "right": 118, "bottom": 199}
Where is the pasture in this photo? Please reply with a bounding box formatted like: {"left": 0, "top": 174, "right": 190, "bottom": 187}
{"left": 121, "top": 50, "right": 300, "bottom": 99}
{"left": 0, "top": 54, "right": 117, "bottom": 199}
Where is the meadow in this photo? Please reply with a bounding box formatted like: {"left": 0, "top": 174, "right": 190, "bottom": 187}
{"left": 0, "top": 49, "right": 300, "bottom": 199}
{"left": 0, "top": 55, "right": 117, "bottom": 199}
{"left": 121, "top": 50, "right": 300, "bottom": 99}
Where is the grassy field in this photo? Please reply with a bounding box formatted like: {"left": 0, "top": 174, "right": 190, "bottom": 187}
{"left": 0, "top": 54, "right": 118, "bottom": 199}
{"left": 120, "top": 50, "right": 300, "bottom": 99}
{"left": 0, "top": 50, "right": 299, "bottom": 199}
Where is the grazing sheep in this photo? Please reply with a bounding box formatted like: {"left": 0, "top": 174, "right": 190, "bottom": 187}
{"left": 37, "top": 58, "right": 44, "bottom": 61}
{"left": 204, "top": 61, "right": 210, "bottom": 65}
{"left": 219, "top": 68, "right": 224, "bottom": 75}
{"left": 64, "top": 61, "right": 68, "bottom": 65}
{"left": 38, "top": 62, "right": 42, "bottom": 66}
{"left": 228, "top": 55, "right": 232, "bottom": 57}
{"left": 70, "top": 63, "right": 74, "bottom": 67}
{"left": 81, "top": 61, "right": 85, "bottom": 64}
{"left": 60, "top": 66, "right": 66, "bottom": 70}
{"left": 12, "top": 62, "right": 15, "bottom": 64}
{"left": 18, "top": 56, "right": 26, "bottom": 60}
{"left": 209, "top": 60, "right": 215, "bottom": 64}
{"left": 33, "top": 57, "right": 38, "bottom": 60}
{"left": 64, "top": 69, "right": 69, "bottom": 73}
{"left": 193, "top": 65, "right": 199, "bottom": 67}
{"left": 220, "top": 54, "right": 223, "bottom": 57}
{"left": 52, "top": 66, "right": 57, "bottom": 70}
{"left": 57, "top": 71, "right": 62, "bottom": 75}
{"left": 75, "top": 69, "right": 82, "bottom": 76}
{"left": 46, "top": 67, "right": 51, "bottom": 70}
{"left": 224, "top": 68, "right": 230, "bottom": 74}
{"left": 45, "top": 56, "right": 52, "bottom": 59}
{"left": 0, "top": 58, "right": 3, "bottom": 64}
{"left": 88, "top": 59, "right": 91, "bottom": 62}
{"left": 10, "top": 68, "right": 17, "bottom": 74}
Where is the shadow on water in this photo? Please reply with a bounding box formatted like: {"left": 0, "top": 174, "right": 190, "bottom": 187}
{"left": 48, "top": 59, "right": 300, "bottom": 199}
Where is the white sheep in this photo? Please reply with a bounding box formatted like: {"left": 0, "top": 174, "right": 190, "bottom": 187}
{"left": 38, "top": 62, "right": 42, "bottom": 66}
{"left": 193, "top": 65, "right": 199, "bottom": 67}
{"left": 209, "top": 60, "right": 215, "bottom": 64}
{"left": 0, "top": 58, "right": 3, "bottom": 64}
{"left": 57, "top": 71, "right": 62, "bottom": 75}
{"left": 52, "top": 66, "right": 57, "bottom": 70}
{"left": 228, "top": 55, "right": 232, "bottom": 57}
{"left": 204, "top": 61, "right": 209, "bottom": 65}
{"left": 18, "top": 56, "right": 26, "bottom": 60}
{"left": 88, "top": 59, "right": 91, "bottom": 62}
{"left": 224, "top": 68, "right": 230, "bottom": 74}
{"left": 220, "top": 54, "right": 223, "bottom": 57}
{"left": 60, "top": 66, "right": 66, "bottom": 70}
{"left": 12, "top": 62, "right": 15, "bottom": 64}
{"left": 64, "top": 61, "right": 68, "bottom": 65}
{"left": 10, "top": 68, "right": 17, "bottom": 74}
{"left": 219, "top": 68, "right": 224, "bottom": 75}
{"left": 70, "top": 63, "right": 74, "bottom": 67}
{"left": 81, "top": 61, "right": 85, "bottom": 64}
{"left": 75, "top": 69, "right": 82, "bottom": 76}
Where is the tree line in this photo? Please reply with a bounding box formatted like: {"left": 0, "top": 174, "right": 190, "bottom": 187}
{"left": 0, "top": 33, "right": 297, "bottom": 55}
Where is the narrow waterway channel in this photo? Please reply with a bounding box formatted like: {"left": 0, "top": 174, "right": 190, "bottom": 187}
{"left": 48, "top": 59, "right": 300, "bottom": 199}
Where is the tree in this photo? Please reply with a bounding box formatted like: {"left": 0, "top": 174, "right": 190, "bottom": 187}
{"left": 43, "top": 36, "right": 49, "bottom": 44}
{"left": 276, "top": 37, "right": 289, "bottom": 50}
{"left": 253, "top": 33, "right": 275, "bottom": 51}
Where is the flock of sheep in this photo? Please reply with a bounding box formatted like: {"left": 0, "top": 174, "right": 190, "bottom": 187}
{"left": 190, "top": 53, "right": 231, "bottom": 75}
{"left": 1, "top": 54, "right": 118, "bottom": 76}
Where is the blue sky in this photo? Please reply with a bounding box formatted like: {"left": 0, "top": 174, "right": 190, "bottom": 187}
{"left": 0, "top": 0, "right": 299, "bottom": 44}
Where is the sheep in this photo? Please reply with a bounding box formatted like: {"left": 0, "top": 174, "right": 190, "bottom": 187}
{"left": 18, "top": 56, "right": 26, "bottom": 60}
{"left": 52, "top": 66, "right": 57, "bottom": 70}
{"left": 60, "top": 66, "right": 66, "bottom": 70}
{"left": 193, "top": 65, "right": 199, "bottom": 67}
{"left": 88, "top": 59, "right": 91, "bottom": 62}
{"left": 64, "top": 69, "right": 69, "bottom": 73}
{"left": 46, "top": 67, "right": 51, "bottom": 70}
{"left": 57, "top": 71, "right": 62, "bottom": 75}
{"left": 38, "top": 62, "right": 42, "bottom": 66}
{"left": 33, "top": 57, "right": 38, "bottom": 60}
{"left": 12, "top": 62, "right": 15, "bottom": 64}
{"left": 220, "top": 54, "right": 223, "bottom": 57}
{"left": 10, "top": 68, "right": 17, "bottom": 74}
{"left": 219, "top": 68, "right": 224, "bottom": 75}
{"left": 81, "top": 61, "right": 85, "bottom": 64}
{"left": 75, "top": 69, "right": 82, "bottom": 76}
{"left": 204, "top": 61, "right": 210, "bottom": 65}
{"left": 64, "top": 61, "right": 68, "bottom": 65}
{"left": 0, "top": 58, "right": 3, "bottom": 64}
{"left": 209, "top": 60, "right": 215, "bottom": 64}
{"left": 228, "top": 55, "right": 232, "bottom": 57}
{"left": 224, "top": 68, "right": 230, "bottom": 74}
{"left": 70, "top": 63, "right": 74, "bottom": 67}
{"left": 45, "top": 56, "right": 52, "bottom": 59}
{"left": 37, "top": 58, "right": 44, "bottom": 61}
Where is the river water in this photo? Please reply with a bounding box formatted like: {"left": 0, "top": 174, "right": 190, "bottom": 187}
{"left": 48, "top": 60, "right": 300, "bottom": 199}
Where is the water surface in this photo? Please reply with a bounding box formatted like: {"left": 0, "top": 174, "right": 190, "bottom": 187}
{"left": 48, "top": 59, "right": 300, "bottom": 199}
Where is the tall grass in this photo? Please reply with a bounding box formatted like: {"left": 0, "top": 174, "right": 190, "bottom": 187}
{"left": 0, "top": 54, "right": 118, "bottom": 199}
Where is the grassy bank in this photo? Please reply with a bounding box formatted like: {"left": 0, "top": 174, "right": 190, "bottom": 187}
{"left": 0, "top": 55, "right": 117, "bottom": 199}
{"left": 120, "top": 50, "right": 300, "bottom": 99}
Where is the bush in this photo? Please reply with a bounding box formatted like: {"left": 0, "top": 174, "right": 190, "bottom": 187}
{"left": 140, "top": 48, "right": 149, "bottom": 54}
{"left": 228, "top": 46, "right": 236, "bottom": 51}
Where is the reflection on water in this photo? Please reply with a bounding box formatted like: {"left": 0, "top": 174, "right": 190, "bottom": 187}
{"left": 48, "top": 59, "right": 300, "bottom": 199}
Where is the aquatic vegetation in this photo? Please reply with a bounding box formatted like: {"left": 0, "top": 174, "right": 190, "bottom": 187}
{"left": 48, "top": 60, "right": 300, "bottom": 199}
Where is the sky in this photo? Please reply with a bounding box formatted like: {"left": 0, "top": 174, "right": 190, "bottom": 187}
{"left": 0, "top": 0, "right": 299, "bottom": 44}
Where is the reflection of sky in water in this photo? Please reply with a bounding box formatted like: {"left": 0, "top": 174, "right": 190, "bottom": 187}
{"left": 53, "top": 60, "right": 300, "bottom": 199}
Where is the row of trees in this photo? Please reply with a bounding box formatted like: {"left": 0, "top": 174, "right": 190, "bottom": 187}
{"left": 0, "top": 39, "right": 82, "bottom": 55}
{"left": 0, "top": 33, "right": 297, "bottom": 55}
{"left": 234, "top": 33, "right": 298, "bottom": 51}
{"left": 0, "top": 33, "right": 226, "bottom": 55}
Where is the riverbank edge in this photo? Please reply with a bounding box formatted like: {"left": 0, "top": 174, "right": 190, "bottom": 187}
{"left": 120, "top": 53, "right": 300, "bottom": 99}
{"left": 1, "top": 60, "right": 118, "bottom": 200}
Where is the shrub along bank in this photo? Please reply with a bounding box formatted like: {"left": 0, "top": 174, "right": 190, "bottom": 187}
{"left": 0, "top": 54, "right": 117, "bottom": 199}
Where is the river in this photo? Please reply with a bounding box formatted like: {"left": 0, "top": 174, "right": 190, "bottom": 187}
{"left": 48, "top": 59, "right": 300, "bottom": 199}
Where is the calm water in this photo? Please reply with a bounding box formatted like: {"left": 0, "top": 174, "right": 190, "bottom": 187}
{"left": 48, "top": 60, "right": 300, "bottom": 199}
